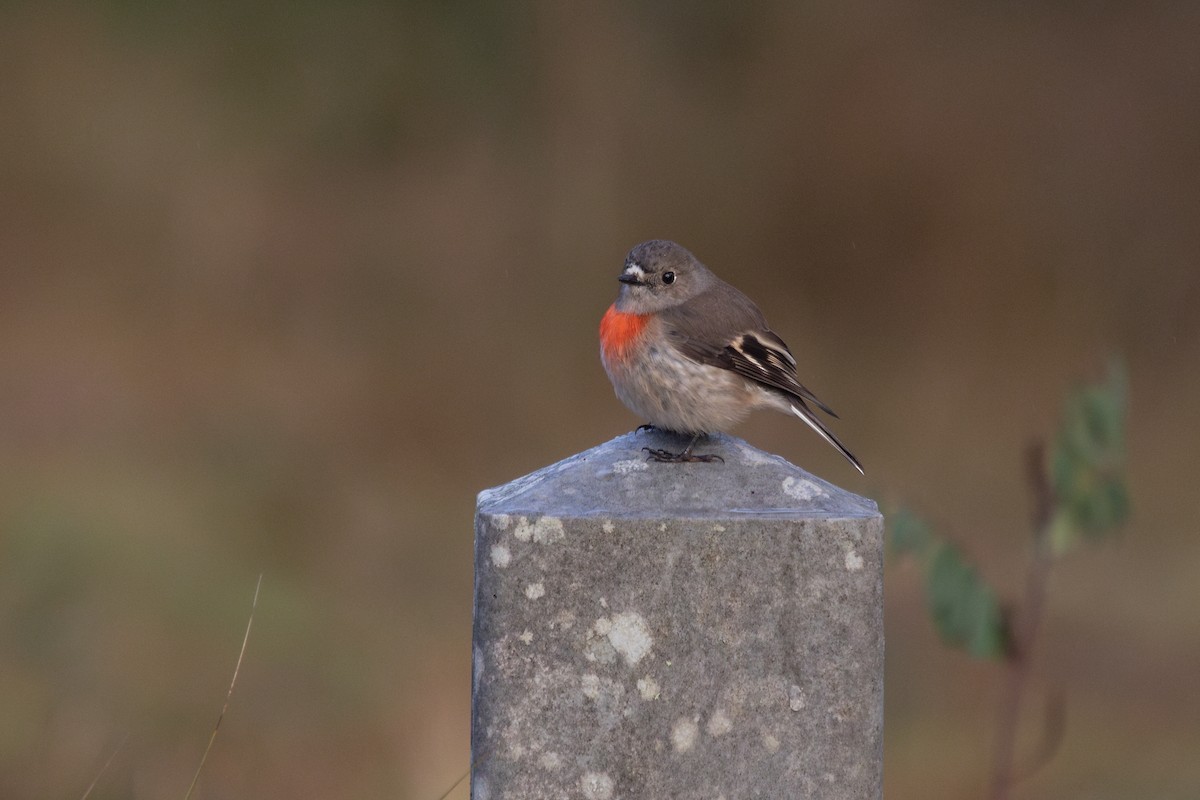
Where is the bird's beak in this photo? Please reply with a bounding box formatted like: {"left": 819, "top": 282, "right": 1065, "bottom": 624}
{"left": 618, "top": 263, "right": 646, "bottom": 285}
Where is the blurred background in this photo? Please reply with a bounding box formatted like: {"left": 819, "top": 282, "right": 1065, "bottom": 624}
{"left": 2, "top": 2, "right": 1198, "bottom": 798}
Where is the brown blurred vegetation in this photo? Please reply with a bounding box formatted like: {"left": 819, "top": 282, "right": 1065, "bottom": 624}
{"left": 1, "top": 2, "right": 1198, "bottom": 798}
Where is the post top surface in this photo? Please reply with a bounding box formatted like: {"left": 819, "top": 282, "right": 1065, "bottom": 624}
{"left": 477, "top": 430, "right": 878, "bottom": 519}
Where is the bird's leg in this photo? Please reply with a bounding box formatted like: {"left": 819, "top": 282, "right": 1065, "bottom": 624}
{"left": 643, "top": 433, "right": 724, "bottom": 463}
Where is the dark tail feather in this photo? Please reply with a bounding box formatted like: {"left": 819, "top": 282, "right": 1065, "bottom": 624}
{"left": 788, "top": 401, "right": 864, "bottom": 475}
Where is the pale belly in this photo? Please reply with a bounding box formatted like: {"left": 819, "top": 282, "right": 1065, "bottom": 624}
{"left": 601, "top": 339, "right": 782, "bottom": 434}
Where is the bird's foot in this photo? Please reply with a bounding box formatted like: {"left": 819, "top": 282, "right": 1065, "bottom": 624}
{"left": 642, "top": 447, "right": 724, "bottom": 464}
{"left": 635, "top": 424, "right": 656, "bottom": 433}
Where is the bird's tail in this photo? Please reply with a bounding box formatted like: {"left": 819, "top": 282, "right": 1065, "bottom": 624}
{"left": 789, "top": 402, "right": 864, "bottom": 475}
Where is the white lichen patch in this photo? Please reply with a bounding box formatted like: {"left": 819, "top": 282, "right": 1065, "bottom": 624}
{"left": 637, "top": 676, "right": 661, "bottom": 700}
{"left": 789, "top": 684, "right": 807, "bottom": 711}
{"left": 539, "top": 751, "right": 561, "bottom": 770}
{"left": 473, "top": 646, "right": 484, "bottom": 689}
{"left": 580, "top": 771, "right": 614, "bottom": 799}
{"left": 607, "top": 612, "right": 653, "bottom": 666}
{"left": 586, "top": 612, "right": 653, "bottom": 666}
{"left": 706, "top": 709, "right": 732, "bottom": 737}
{"left": 524, "top": 581, "right": 546, "bottom": 600}
{"left": 782, "top": 476, "right": 828, "bottom": 502}
{"left": 671, "top": 717, "right": 699, "bottom": 752}
{"left": 533, "top": 517, "right": 564, "bottom": 543}
{"left": 712, "top": 524, "right": 726, "bottom": 532}
{"left": 602, "top": 521, "right": 615, "bottom": 533}
{"left": 737, "top": 446, "right": 781, "bottom": 466}
{"left": 844, "top": 547, "right": 864, "bottom": 571}
{"left": 513, "top": 515, "right": 565, "bottom": 544}
{"left": 583, "top": 628, "right": 617, "bottom": 664}
{"left": 580, "top": 673, "right": 626, "bottom": 723}
{"left": 612, "top": 459, "right": 649, "bottom": 475}
{"left": 763, "top": 733, "right": 781, "bottom": 753}
{"left": 550, "top": 609, "right": 576, "bottom": 630}
{"left": 491, "top": 514, "right": 512, "bottom": 530}
{"left": 489, "top": 544, "right": 511, "bottom": 568}
{"left": 519, "top": 629, "right": 534, "bottom": 645}
{"left": 581, "top": 673, "right": 602, "bottom": 700}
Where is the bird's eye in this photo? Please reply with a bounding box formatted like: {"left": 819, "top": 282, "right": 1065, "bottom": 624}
{"left": 662, "top": 271, "right": 676, "bottom": 285}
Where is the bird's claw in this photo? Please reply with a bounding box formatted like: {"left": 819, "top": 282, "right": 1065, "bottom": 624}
{"left": 642, "top": 447, "right": 724, "bottom": 464}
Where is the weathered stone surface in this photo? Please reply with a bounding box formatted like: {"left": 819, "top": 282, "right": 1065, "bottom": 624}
{"left": 472, "top": 430, "right": 883, "bottom": 799}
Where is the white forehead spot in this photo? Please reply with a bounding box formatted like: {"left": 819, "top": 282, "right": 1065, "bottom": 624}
{"left": 623, "top": 262, "right": 646, "bottom": 278}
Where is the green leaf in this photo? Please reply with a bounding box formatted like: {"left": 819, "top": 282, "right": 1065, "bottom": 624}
{"left": 888, "top": 509, "right": 934, "bottom": 560}
{"left": 1049, "top": 359, "right": 1130, "bottom": 547}
{"left": 1048, "top": 508, "right": 1078, "bottom": 557}
{"left": 925, "top": 542, "right": 1007, "bottom": 660}
{"left": 1074, "top": 477, "right": 1130, "bottom": 535}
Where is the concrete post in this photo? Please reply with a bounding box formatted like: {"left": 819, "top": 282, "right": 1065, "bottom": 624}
{"left": 472, "top": 430, "right": 883, "bottom": 799}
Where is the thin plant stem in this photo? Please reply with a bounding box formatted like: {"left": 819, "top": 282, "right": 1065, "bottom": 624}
{"left": 989, "top": 444, "right": 1056, "bottom": 800}
{"left": 433, "top": 768, "right": 470, "bottom": 800}
{"left": 183, "top": 573, "right": 263, "bottom": 800}
{"left": 79, "top": 731, "right": 129, "bottom": 800}
{"left": 989, "top": 545, "right": 1052, "bottom": 800}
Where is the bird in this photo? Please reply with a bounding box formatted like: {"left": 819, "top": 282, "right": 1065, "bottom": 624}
{"left": 599, "top": 239, "right": 863, "bottom": 474}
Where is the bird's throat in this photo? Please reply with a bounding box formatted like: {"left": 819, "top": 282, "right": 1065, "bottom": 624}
{"left": 600, "top": 304, "right": 650, "bottom": 359}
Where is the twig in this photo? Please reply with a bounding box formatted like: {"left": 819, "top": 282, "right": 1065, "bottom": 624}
{"left": 1024, "top": 440, "right": 1055, "bottom": 533}
{"left": 183, "top": 573, "right": 263, "bottom": 800}
{"left": 989, "top": 444, "right": 1056, "bottom": 800}
{"left": 1013, "top": 685, "right": 1067, "bottom": 784}
{"left": 430, "top": 741, "right": 495, "bottom": 800}
{"left": 433, "top": 767, "right": 470, "bottom": 800}
{"left": 79, "top": 731, "right": 129, "bottom": 800}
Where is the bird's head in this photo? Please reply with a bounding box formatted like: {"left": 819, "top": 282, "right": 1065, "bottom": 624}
{"left": 614, "top": 240, "right": 715, "bottom": 314}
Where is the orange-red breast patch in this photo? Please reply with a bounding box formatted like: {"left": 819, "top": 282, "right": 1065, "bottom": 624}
{"left": 600, "top": 304, "right": 649, "bottom": 360}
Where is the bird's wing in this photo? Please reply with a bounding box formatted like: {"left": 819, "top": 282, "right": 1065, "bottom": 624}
{"left": 659, "top": 284, "right": 840, "bottom": 418}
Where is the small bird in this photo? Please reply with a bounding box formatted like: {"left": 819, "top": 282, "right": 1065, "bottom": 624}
{"left": 599, "top": 239, "right": 863, "bottom": 474}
